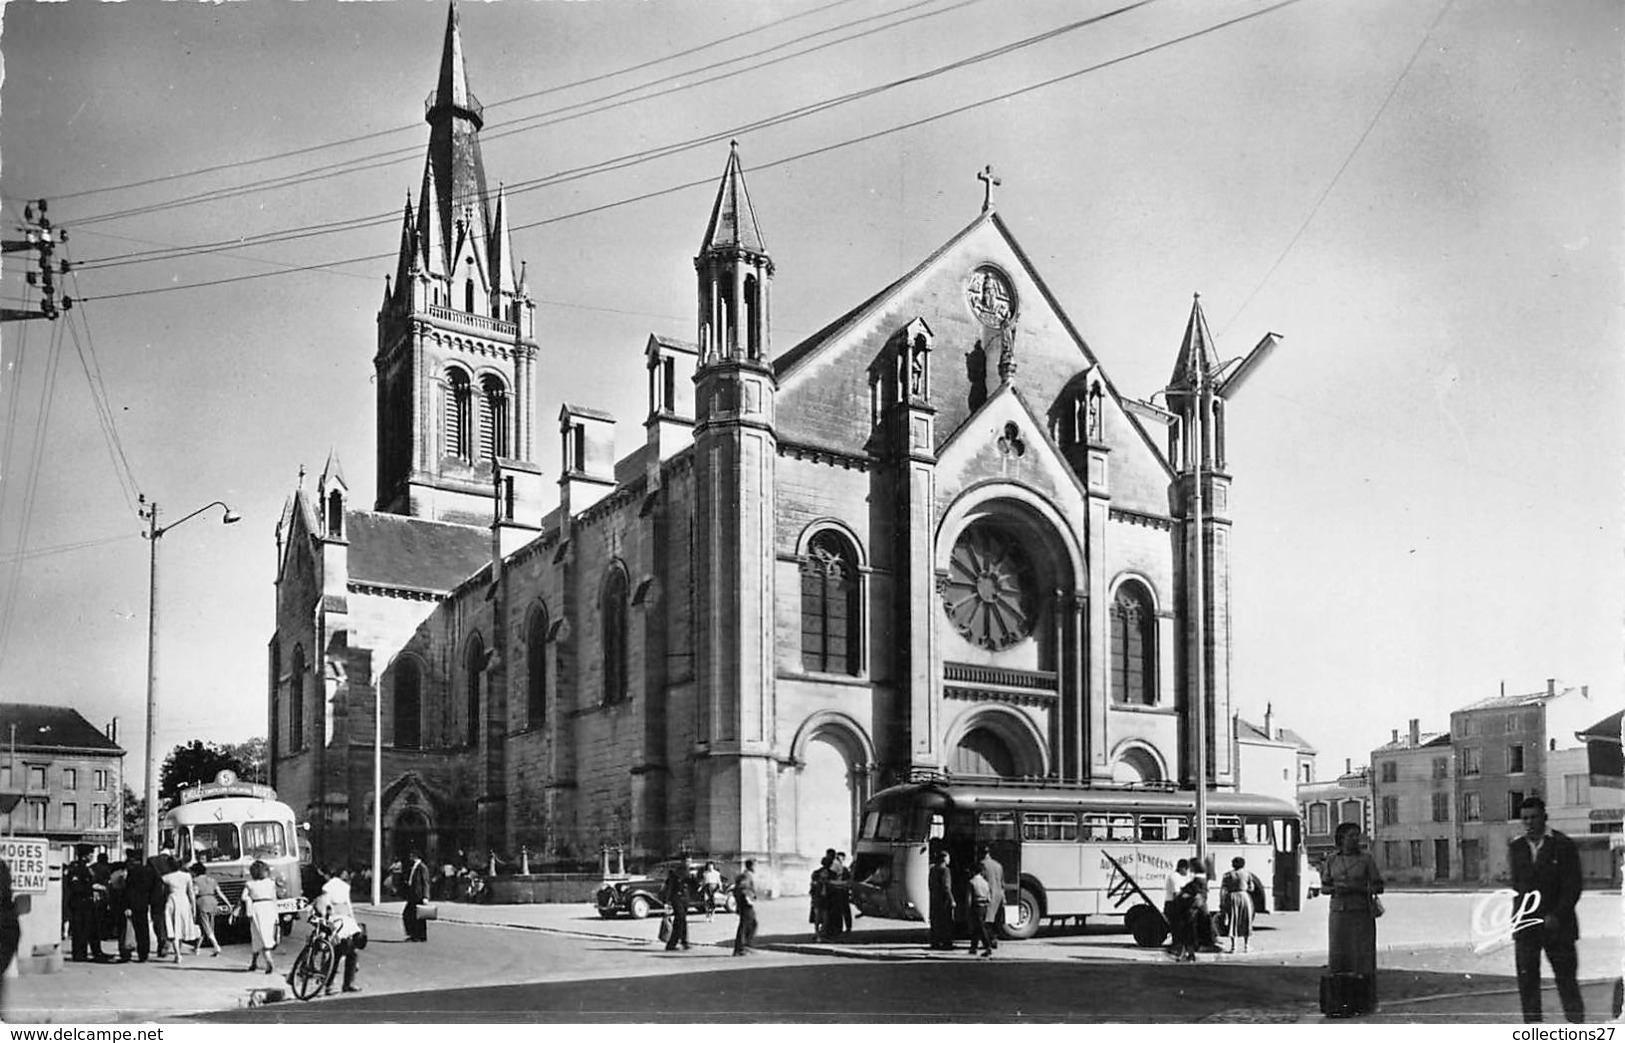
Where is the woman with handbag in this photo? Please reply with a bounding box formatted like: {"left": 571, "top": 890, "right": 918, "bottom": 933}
{"left": 189, "top": 863, "right": 224, "bottom": 957}
{"left": 238, "top": 859, "right": 282, "bottom": 975}
{"left": 1220, "top": 857, "right": 1257, "bottom": 954}
{"left": 1323, "top": 822, "right": 1385, "bottom": 1016}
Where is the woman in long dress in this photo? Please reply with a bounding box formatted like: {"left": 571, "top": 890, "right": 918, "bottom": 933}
{"left": 160, "top": 865, "right": 197, "bottom": 963}
{"left": 189, "top": 863, "right": 225, "bottom": 957}
{"left": 1220, "top": 856, "right": 1256, "bottom": 953}
{"left": 1324, "top": 822, "right": 1384, "bottom": 1012}
{"left": 239, "top": 859, "right": 282, "bottom": 975}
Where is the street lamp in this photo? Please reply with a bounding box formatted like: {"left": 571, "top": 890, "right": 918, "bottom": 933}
{"left": 140, "top": 497, "right": 240, "bottom": 856}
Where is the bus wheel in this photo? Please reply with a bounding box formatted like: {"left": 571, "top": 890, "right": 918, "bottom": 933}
{"left": 1125, "top": 904, "right": 1168, "bottom": 948}
{"left": 1001, "top": 887, "right": 1042, "bottom": 940}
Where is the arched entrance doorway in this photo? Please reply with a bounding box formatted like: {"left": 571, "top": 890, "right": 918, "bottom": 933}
{"left": 951, "top": 727, "right": 1017, "bottom": 777}
{"left": 800, "top": 735, "right": 855, "bottom": 856}
{"left": 1111, "top": 745, "right": 1164, "bottom": 784}
{"left": 945, "top": 707, "right": 1049, "bottom": 779}
{"left": 393, "top": 808, "right": 430, "bottom": 863}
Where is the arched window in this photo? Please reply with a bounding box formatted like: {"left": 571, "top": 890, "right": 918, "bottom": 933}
{"left": 526, "top": 609, "right": 548, "bottom": 728}
{"left": 744, "top": 274, "right": 761, "bottom": 359}
{"left": 326, "top": 490, "right": 343, "bottom": 538}
{"left": 394, "top": 660, "right": 421, "bottom": 749}
{"left": 465, "top": 636, "right": 484, "bottom": 747}
{"left": 445, "top": 368, "right": 472, "bottom": 459}
{"left": 290, "top": 645, "right": 306, "bottom": 751}
{"left": 1109, "top": 581, "right": 1156, "bottom": 705}
{"left": 801, "top": 531, "right": 859, "bottom": 675}
{"left": 464, "top": 278, "right": 475, "bottom": 313}
{"left": 480, "top": 376, "right": 509, "bottom": 460}
{"left": 601, "top": 568, "right": 628, "bottom": 705}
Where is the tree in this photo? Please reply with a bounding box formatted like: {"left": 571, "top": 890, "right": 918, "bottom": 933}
{"left": 121, "top": 785, "right": 144, "bottom": 847}
{"left": 159, "top": 740, "right": 246, "bottom": 809}
{"left": 224, "top": 737, "right": 268, "bottom": 784}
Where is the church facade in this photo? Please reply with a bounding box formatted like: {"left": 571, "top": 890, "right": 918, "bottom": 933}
{"left": 270, "top": 2, "right": 1277, "bottom": 892}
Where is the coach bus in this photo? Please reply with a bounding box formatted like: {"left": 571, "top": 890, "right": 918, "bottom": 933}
{"left": 850, "top": 779, "right": 1303, "bottom": 945}
{"left": 160, "top": 770, "right": 306, "bottom": 931}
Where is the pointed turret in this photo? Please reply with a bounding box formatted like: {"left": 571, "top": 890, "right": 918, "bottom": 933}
{"left": 490, "top": 184, "right": 517, "bottom": 299}
{"left": 417, "top": 164, "right": 448, "bottom": 278}
{"left": 394, "top": 194, "right": 417, "bottom": 297}
{"left": 700, "top": 141, "right": 769, "bottom": 259}
{"left": 424, "top": 0, "right": 490, "bottom": 273}
{"left": 1167, "top": 293, "right": 1220, "bottom": 393}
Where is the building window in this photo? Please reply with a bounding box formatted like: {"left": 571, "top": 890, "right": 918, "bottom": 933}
{"left": 445, "top": 368, "right": 473, "bottom": 460}
{"left": 1409, "top": 839, "right": 1423, "bottom": 867}
{"left": 1383, "top": 840, "right": 1399, "bottom": 867}
{"left": 95, "top": 769, "right": 108, "bottom": 791}
{"left": 0, "top": 765, "right": 10, "bottom": 788}
{"left": 63, "top": 768, "right": 77, "bottom": 790}
{"left": 1507, "top": 744, "right": 1524, "bottom": 774}
{"left": 1432, "top": 757, "right": 1448, "bottom": 780}
{"left": 800, "top": 531, "right": 860, "bottom": 675}
{"left": 1432, "top": 792, "right": 1450, "bottom": 822}
{"left": 526, "top": 608, "right": 548, "bottom": 728}
{"left": 26, "top": 800, "right": 45, "bottom": 830}
{"left": 1506, "top": 790, "right": 1524, "bottom": 820}
{"left": 1308, "top": 803, "right": 1328, "bottom": 835}
{"left": 1506, "top": 715, "right": 1520, "bottom": 734}
{"left": 94, "top": 803, "right": 110, "bottom": 829}
{"left": 1338, "top": 799, "right": 1363, "bottom": 828}
{"left": 1381, "top": 761, "right": 1397, "bottom": 783}
{"left": 290, "top": 645, "right": 306, "bottom": 752}
{"left": 1462, "top": 791, "right": 1482, "bottom": 822}
{"left": 61, "top": 802, "right": 77, "bottom": 829}
{"left": 1564, "top": 774, "right": 1590, "bottom": 806}
{"left": 466, "top": 636, "right": 485, "bottom": 748}
{"left": 28, "top": 765, "right": 45, "bottom": 790}
{"left": 601, "top": 568, "right": 629, "bottom": 706}
{"left": 1381, "top": 796, "right": 1399, "bottom": 827}
{"left": 480, "top": 376, "right": 509, "bottom": 461}
{"left": 1461, "top": 747, "right": 1481, "bottom": 776}
{"left": 1109, "top": 581, "right": 1156, "bottom": 705}
{"left": 393, "top": 660, "right": 421, "bottom": 750}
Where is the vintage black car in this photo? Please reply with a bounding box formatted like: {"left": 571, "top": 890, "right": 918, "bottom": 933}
{"left": 594, "top": 858, "right": 735, "bottom": 919}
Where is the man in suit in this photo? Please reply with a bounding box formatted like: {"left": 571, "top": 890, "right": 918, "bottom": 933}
{"left": 978, "top": 844, "right": 1007, "bottom": 951}
{"left": 146, "top": 847, "right": 177, "bottom": 958}
{"left": 64, "top": 846, "right": 106, "bottom": 962}
{"left": 121, "top": 848, "right": 158, "bottom": 962}
{"left": 401, "top": 850, "right": 430, "bottom": 942}
{"left": 1508, "top": 795, "right": 1584, "bottom": 1023}
{"left": 732, "top": 859, "right": 758, "bottom": 956}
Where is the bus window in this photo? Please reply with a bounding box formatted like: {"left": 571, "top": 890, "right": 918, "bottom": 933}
{"left": 1206, "top": 815, "right": 1243, "bottom": 844}
{"left": 1021, "top": 812, "right": 1077, "bottom": 842}
{"left": 928, "top": 813, "right": 945, "bottom": 840}
{"left": 861, "top": 811, "right": 881, "bottom": 839}
{"left": 1139, "top": 815, "right": 1191, "bottom": 843}
{"left": 1243, "top": 816, "right": 1273, "bottom": 845}
{"left": 1081, "top": 814, "right": 1135, "bottom": 841}
{"left": 192, "top": 823, "right": 241, "bottom": 863}
{"left": 243, "top": 821, "right": 288, "bottom": 860}
{"left": 976, "top": 811, "right": 1017, "bottom": 841}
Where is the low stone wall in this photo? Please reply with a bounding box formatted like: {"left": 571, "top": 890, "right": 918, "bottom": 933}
{"left": 486, "top": 872, "right": 602, "bottom": 905}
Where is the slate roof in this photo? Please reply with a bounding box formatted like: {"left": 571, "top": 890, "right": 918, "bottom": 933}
{"left": 700, "top": 142, "right": 767, "bottom": 256}
{"left": 1236, "top": 717, "right": 1317, "bottom": 753}
{"left": 1456, "top": 685, "right": 1581, "bottom": 713}
{"left": 0, "top": 703, "right": 123, "bottom": 753}
{"left": 1373, "top": 731, "right": 1451, "bottom": 752}
{"left": 347, "top": 511, "right": 490, "bottom": 592}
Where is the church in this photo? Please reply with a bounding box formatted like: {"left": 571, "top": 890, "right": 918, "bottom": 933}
{"left": 269, "top": 1, "right": 1279, "bottom": 892}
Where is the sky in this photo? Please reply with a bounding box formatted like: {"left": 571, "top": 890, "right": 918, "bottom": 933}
{"left": 0, "top": 0, "right": 1619, "bottom": 791}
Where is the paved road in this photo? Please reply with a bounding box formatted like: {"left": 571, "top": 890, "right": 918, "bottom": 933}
{"left": 7, "top": 891, "right": 1620, "bottom": 1023}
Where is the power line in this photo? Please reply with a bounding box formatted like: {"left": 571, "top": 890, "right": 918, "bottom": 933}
{"left": 43, "top": 0, "right": 875, "bottom": 205}
{"left": 0, "top": 532, "right": 139, "bottom": 565}
{"left": 0, "top": 317, "right": 67, "bottom": 672}
{"left": 76, "top": 0, "right": 1158, "bottom": 283}
{"left": 79, "top": 0, "right": 1304, "bottom": 305}
{"left": 65, "top": 268, "right": 143, "bottom": 514}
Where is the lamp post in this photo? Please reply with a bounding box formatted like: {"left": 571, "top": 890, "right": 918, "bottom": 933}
{"left": 141, "top": 497, "right": 240, "bottom": 856}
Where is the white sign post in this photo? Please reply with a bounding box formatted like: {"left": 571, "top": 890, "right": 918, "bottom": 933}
{"left": 0, "top": 837, "right": 49, "bottom": 892}
{"left": 1, "top": 837, "right": 61, "bottom": 976}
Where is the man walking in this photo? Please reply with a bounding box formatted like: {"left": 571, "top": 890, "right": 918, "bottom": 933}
{"left": 966, "top": 863, "right": 994, "bottom": 957}
{"left": 315, "top": 866, "right": 363, "bottom": 994}
{"left": 121, "top": 849, "right": 157, "bottom": 962}
{"left": 402, "top": 849, "right": 431, "bottom": 942}
{"left": 927, "top": 848, "right": 956, "bottom": 951}
{"left": 978, "top": 844, "right": 1006, "bottom": 950}
{"left": 147, "top": 847, "right": 176, "bottom": 958}
{"left": 732, "top": 859, "right": 758, "bottom": 955}
{"left": 1509, "top": 796, "right": 1584, "bottom": 1023}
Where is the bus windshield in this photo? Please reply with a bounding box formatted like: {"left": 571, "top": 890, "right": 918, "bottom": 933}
{"left": 192, "top": 823, "right": 242, "bottom": 863}
{"left": 243, "top": 821, "right": 288, "bottom": 860}
{"left": 860, "top": 804, "right": 933, "bottom": 842}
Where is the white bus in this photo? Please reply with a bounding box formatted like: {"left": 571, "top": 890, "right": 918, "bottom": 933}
{"left": 850, "top": 779, "right": 1303, "bottom": 945}
{"left": 160, "top": 770, "right": 307, "bottom": 931}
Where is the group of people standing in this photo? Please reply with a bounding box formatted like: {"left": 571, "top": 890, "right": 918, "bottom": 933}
{"left": 62, "top": 845, "right": 225, "bottom": 965}
{"left": 926, "top": 845, "right": 1006, "bottom": 956}
{"left": 808, "top": 849, "right": 853, "bottom": 941}
{"left": 1162, "top": 855, "right": 1263, "bottom": 960}
{"left": 658, "top": 858, "right": 759, "bottom": 956}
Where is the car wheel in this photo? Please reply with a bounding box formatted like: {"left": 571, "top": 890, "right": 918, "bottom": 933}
{"left": 1001, "top": 887, "right": 1042, "bottom": 940}
{"left": 628, "top": 895, "right": 651, "bottom": 920}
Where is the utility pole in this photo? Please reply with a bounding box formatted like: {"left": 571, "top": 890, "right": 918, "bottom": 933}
{"left": 2, "top": 199, "right": 72, "bottom": 323}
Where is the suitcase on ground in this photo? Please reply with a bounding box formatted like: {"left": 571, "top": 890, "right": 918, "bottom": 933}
{"left": 1319, "top": 972, "right": 1375, "bottom": 1017}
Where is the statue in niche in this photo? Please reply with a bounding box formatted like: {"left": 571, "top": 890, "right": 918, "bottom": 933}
{"left": 910, "top": 346, "right": 927, "bottom": 398}
{"left": 1087, "top": 384, "right": 1103, "bottom": 441}
{"left": 966, "top": 340, "right": 988, "bottom": 412}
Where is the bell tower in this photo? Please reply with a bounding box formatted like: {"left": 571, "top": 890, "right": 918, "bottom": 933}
{"left": 691, "top": 143, "right": 779, "bottom": 860}
{"left": 374, "top": 0, "right": 539, "bottom": 525}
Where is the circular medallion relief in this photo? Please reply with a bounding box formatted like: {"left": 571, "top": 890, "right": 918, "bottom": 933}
{"left": 942, "top": 523, "right": 1036, "bottom": 650}
{"left": 967, "top": 266, "right": 1014, "bottom": 327}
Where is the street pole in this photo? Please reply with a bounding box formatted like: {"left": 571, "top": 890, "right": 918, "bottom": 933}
{"left": 144, "top": 502, "right": 162, "bottom": 857}
{"left": 1192, "top": 357, "right": 1209, "bottom": 871}
{"left": 373, "top": 674, "right": 383, "bottom": 907}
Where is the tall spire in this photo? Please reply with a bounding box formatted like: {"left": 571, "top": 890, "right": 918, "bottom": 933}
{"left": 700, "top": 141, "right": 768, "bottom": 258}
{"left": 424, "top": 0, "right": 490, "bottom": 272}
{"left": 1168, "top": 292, "right": 1220, "bottom": 391}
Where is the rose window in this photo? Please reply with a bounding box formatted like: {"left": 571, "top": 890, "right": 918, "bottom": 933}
{"left": 943, "top": 524, "right": 1036, "bottom": 650}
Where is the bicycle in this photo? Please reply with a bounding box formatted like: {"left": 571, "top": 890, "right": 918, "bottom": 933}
{"left": 286, "top": 911, "right": 341, "bottom": 1001}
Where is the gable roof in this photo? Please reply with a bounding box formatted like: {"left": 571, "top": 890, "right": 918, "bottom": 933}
{"left": 347, "top": 511, "right": 490, "bottom": 593}
{"left": 1457, "top": 685, "right": 1582, "bottom": 714}
{"left": 1577, "top": 709, "right": 1622, "bottom": 745}
{"left": 0, "top": 703, "right": 123, "bottom": 753}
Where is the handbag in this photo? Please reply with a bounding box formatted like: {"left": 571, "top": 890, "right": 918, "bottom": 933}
{"left": 658, "top": 912, "right": 673, "bottom": 943}
{"left": 1371, "top": 895, "right": 1385, "bottom": 918}
{"left": 415, "top": 902, "right": 439, "bottom": 921}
